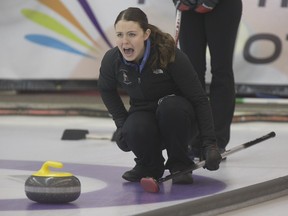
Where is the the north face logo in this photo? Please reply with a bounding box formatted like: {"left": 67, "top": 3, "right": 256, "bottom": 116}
{"left": 153, "top": 69, "right": 164, "bottom": 74}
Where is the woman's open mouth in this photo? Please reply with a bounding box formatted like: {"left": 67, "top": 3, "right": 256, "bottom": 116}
{"left": 123, "top": 48, "right": 134, "bottom": 57}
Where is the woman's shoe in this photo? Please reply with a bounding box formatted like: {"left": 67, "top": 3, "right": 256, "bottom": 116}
{"left": 172, "top": 171, "right": 194, "bottom": 184}
{"left": 122, "top": 165, "right": 164, "bottom": 182}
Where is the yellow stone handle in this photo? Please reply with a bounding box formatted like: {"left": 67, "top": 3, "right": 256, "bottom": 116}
{"left": 32, "top": 161, "right": 73, "bottom": 177}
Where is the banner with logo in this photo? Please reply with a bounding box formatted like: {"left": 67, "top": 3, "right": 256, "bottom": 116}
{"left": 0, "top": 0, "right": 287, "bottom": 89}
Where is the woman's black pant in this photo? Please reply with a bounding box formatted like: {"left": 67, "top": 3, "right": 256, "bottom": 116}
{"left": 179, "top": 0, "right": 242, "bottom": 149}
{"left": 121, "top": 96, "right": 196, "bottom": 174}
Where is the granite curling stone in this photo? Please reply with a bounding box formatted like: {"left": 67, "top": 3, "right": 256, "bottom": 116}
{"left": 25, "top": 161, "right": 81, "bottom": 203}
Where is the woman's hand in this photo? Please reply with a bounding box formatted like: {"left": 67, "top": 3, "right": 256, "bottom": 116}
{"left": 195, "top": 0, "right": 219, "bottom": 13}
{"left": 113, "top": 127, "right": 130, "bottom": 152}
{"left": 203, "top": 144, "right": 222, "bottom": 170}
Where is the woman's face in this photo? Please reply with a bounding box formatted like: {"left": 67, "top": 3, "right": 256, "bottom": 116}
{"left": 115, "top": 20, "right": 150, "bottom": 63}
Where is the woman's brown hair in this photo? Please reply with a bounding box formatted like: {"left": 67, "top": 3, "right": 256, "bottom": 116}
{"left": 114, "top": 7, "right": 176, "bottom": 70}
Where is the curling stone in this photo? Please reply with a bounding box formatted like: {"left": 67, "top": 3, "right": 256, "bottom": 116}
{"left": 25, "top": 161, "right": 81, "bottom": 203}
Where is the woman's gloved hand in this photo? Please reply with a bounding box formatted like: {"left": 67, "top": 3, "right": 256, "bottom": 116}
{"left": 172, "top": 0, "right": 197, "bottom": 11}
{"left": 195, "top": 0, "right": 219, "bottom": 13}
{"left": 202, "top": 144, "right": 222, "bottom": 170}
{"left": 111, "top": 128, "right": 130, "bottom": 152}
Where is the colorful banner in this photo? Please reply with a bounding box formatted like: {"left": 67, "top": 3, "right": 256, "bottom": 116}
{"left": 0, "top": 0, "right": 287, "bottom": 86}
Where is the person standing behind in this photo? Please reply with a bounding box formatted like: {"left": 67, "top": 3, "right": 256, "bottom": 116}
{"left": 98, "top": 7, "right": 222, "bottom": 184}
{"left": 173, "top": 0, "right": 242, "bottom": 154}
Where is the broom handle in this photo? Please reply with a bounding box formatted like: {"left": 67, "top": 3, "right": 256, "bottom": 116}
{"left": 158, "top": 132, "right": 276, "bottom": 183}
